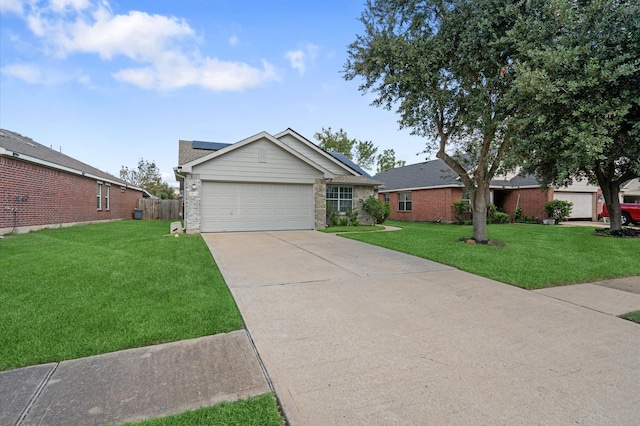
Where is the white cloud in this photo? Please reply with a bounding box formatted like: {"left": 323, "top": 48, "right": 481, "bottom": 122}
{"left": 0, "top": 0, "right": 25, "bottom": 15}
{"left": 1, "top": 62, "right": 97, "bottom": 87}
{"left": 1, "top": 63, "right": 43, "bottom": 83}
{"left": 6, "top": 0, "right": 281, "bottom": 91}
{"left": 113, "top": 54, "right": 279, "bottom": 91}
{"left": 49, "top": 0, "right": 91, "bottom": 12}
{"left": 285, "top": 50, "right": 306, "bottom": 74}
{"left": 284, "top": 43, "right": 319, "bottom": 75}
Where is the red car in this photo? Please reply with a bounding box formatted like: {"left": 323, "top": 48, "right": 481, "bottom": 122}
{"left": 601, "top": 203, "right": 640, "bottom": 226}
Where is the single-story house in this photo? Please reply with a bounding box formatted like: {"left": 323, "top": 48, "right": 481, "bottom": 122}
{"left": 0, "top": 129, "right": 146, "bottom": 235}
{"left": 374, "top": 159, "right": 600, "bottom": 222}
{"left": 620, "top": 178, "right": 640, "bottom": 204}
{"left": 174, "top": 128, "right": 380, "bottom": 233}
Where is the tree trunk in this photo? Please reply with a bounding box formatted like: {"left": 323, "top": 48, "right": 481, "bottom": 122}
{"left": 471, "top": 180, "right": 490, "bottom": 242}
{"left": 600, "top": 182, "right": 623, "bottom": 231}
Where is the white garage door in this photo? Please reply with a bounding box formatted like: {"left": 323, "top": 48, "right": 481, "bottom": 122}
{"left": 554, "top": 192, "right": 593, "bottom": 219}
{"left": 201, "top": 182, "right": 314, "bottom": 232}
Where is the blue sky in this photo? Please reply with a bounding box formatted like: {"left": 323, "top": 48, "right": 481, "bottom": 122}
{"left": 1, "top": 0, "right": 430, "bottom": 184}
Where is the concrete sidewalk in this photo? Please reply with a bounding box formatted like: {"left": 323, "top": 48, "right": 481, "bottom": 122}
{"left": 203, "top": 231, "right": 640, "bottom": 426}
{"left": 0, "top": 331, "right": 270, "bottom": 426}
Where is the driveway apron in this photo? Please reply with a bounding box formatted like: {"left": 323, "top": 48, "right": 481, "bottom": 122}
{"left": 202, "top": 231, "right": 640, "bottom": 426}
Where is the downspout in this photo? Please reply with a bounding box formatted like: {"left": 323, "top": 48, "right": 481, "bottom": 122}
{"left": 174, "top": 168, "right": 187, "bottom": 230}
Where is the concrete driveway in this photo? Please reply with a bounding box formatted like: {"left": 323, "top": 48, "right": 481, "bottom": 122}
{"left": 203, "top": 231, "right": 640, "bottom": 426}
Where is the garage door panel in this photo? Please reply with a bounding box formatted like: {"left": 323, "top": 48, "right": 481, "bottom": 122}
{"left": 554, "top": 192, "right": 593, "bottom": 219}
{"left": 202, "top": 182, "right": 313, "bottom": 232}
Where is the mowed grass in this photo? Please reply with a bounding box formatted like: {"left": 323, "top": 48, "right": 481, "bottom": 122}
{"left": 343, "top": 221, "right": 640, "bottom": 289}
{"left": 0, "top": 220, "right": 244, "bottom": 371}
{"left": 120, "top": 393, "right": 283, "bottom": 426}
{"left": 621, "top": 311, "right": 640, "bottom": 324}
{"left": 320, "top": 225, "right": 385, "bottom": 233}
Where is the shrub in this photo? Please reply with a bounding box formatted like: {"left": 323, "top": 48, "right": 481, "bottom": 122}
{"left": 452, "top": 201, "right": 471, "bottom": 224}
{"left": 361, "top": 196, "right": 390, "bottom": 224}
{"left": 347, "top": 209, "right": 359, "bottom": 226}
{"left": 514, "top": 207, "right": 523, "bottom": 222}
{"left": 490, "top": 211, "right": 511, "bottom": 224}
{"left": 544, "top": 200, "right": 573, "bottom": 223}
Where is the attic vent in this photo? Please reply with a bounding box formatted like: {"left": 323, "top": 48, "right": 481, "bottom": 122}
{"left": 258, "top": 148, "right": 267, "bottom": 163}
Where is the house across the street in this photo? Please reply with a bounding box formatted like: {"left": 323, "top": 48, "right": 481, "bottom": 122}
{"left": 374, "top": 159, "right": 601, "bottom": 223}
{"left": 0, "top": 129, "right": 146, "bottom": 235}
{"left": 175, "top": 128, "right": 380, "bottom": 233}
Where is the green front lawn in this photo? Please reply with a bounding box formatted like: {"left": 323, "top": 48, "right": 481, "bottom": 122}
{"left": 320, "top": 225, "right": 385, "bottom": 233}
{"left": 343, "top": 221, "right": 640, "bottom": 289}
{"left": 621, "top": 311, "right": 640, "bottom": 324}
{"left": 0, "top": 220, "right": 244, "bottom": 371}
{"left": 120, "top": 393, "right": 284, "bottom": 426}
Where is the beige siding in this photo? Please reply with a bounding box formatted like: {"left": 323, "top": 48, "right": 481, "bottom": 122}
{"left": 192, "top": 138, "right": 323, "bottom": 183}
{"left": 278, "top": 134, "right": 350, "bottom": 175}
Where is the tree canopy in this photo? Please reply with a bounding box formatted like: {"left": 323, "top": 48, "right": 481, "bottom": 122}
{"left": 345, "top": 0, "right": 639, "bottom": 238}
{"left": 120, "top": 159, "right": 177, "bottom": 199}
{"left": 510, "top": 0, "right": 640, "bottom": 230}
{"left": 345, "top": 0, "right": 523, "bottom": 241}
{"left": 377, "top": 148, "right": 406, "bottom": 172}
{"left": 314, "top": 127, "right": 378, "bottom": 172}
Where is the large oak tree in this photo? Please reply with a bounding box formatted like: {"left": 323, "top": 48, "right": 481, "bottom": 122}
{"left": 510, "top": 0, "right": 640, "bottom": 231}
{"left": 344, "top": 0, "right": 523, "bottom": 242}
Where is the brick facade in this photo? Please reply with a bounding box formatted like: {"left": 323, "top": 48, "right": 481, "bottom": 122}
{"left": 381, "top": 187, "right": 464, "bottom": 222}
{"left": 499, "top": 188, "right": 553, "bottom": 220}
{"left": 0, "top": 157, "right": 142, "bottom": 234}
{"left": 381, "top": 186, "right": 555, "bottom": 223}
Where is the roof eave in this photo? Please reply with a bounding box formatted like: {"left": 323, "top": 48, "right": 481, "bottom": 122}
{"left": 1, "top": 148, "right": 144, "bottom": 190}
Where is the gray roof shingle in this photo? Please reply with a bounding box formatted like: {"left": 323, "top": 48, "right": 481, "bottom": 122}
{"left": 374, "top": 158, "right": 541, "bottom": 191}
{"left": 0, "top": 129, "right": 132, "bottom": 186}
{"left": 374, "top": 159, "right": 463, "bottom": 191}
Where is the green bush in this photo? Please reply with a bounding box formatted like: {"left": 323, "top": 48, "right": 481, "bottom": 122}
{"left": 544, "top": 200, "right": 573, "bottom": 223}
{"left": 490, "top": 211, "right": 511, "bottom": 224}
{"left": 452, "top": 200, "right": 471, "bottom": 224}
{"left": 514, "top": 207, "right": 523, "bottom": 222}
{"left": 361, "top": 196, "right": 391, "bottom": 224}
{"left": 347, "top": 209, "right": 359, "bottom": 226}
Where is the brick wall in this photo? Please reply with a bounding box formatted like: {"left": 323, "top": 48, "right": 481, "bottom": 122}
{"left": 380, "top": 186, "right": 555, "bottom": 223}
{"left": 501, "top": 188, "right": 552, "bottom": 219}
{"left": 380, "top": 187, "right": 463, "bottom": 222}
{"left": 0, "top": 157, "right": 142, "bottom": 234}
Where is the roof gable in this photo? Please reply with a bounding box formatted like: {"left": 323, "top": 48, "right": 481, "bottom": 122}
{"left": 178, "top": 131, "right": 333, "bottom": 177}
{"left": 274, "top": 128, "right": 370, "bottom": 177}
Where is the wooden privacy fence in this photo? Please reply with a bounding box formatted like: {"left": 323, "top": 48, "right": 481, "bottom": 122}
{"left": 137, "top": 199, "right": 182, "bottom": 220}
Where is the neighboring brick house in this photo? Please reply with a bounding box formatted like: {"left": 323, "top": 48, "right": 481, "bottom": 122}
{"left": 174, "top": 128, "right": 380, "bottom": 233}
{"left": 1, "top": 129, "right": 146, "bottom": 235}
{"left": 374, "top": 159, "right": 599, "bottom": 222}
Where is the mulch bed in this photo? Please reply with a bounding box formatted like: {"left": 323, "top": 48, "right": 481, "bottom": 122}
{"left": 593, "top": 227, "right": 640, "bottom": 238}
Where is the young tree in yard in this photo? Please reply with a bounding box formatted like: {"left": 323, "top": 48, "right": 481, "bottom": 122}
{"left": 345, "top": 0, "right": 525, "bottom": 242}
{"left": 509, "top": 0, "right": 640, "bottom": 231}
{"left": 314, "top": 127, "right": 378, "bottom": 172}
{"left": 120, "top": 159, "right": 177, "bottom": 199}
{"left": 377, "top": 148, "right": 406, "bottom": 172}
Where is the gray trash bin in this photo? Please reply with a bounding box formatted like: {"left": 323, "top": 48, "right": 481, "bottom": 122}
{"left": 134, "top": 209, "right": 143, "bottom": 220}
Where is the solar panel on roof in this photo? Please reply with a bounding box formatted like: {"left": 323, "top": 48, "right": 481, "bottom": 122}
{"left": 192, "top": 141, "right": 231, "bottom": 151}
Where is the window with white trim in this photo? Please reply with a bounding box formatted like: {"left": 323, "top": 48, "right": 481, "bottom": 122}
{"left": 398, "top": 192, "right": 412, "bottom": 211}
{"left": 97, "top": 182, "right": 102, "bottom": 210}
{"left": 326, "top": 186, "right": 353, "bottom": 212}
{"left": 383, "top": 193, "right": 390, "bottom": 204}
{"left": 105, "top": 184, "right": 110, "bottom": 210}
